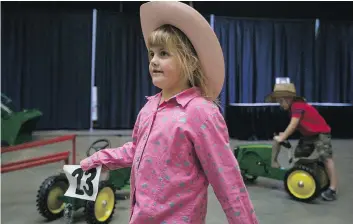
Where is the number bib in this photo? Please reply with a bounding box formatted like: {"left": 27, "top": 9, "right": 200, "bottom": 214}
{"left": 63, "top": 165, "right": 102, "bottom": 201}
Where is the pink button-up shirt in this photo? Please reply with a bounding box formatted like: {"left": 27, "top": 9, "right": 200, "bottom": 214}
{"left": 81, "top": 87, "right": 259, "bottom": 224}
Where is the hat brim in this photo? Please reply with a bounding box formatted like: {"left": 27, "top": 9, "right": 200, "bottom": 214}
{"left": 265, "top": 91, "right": 305, "bottom": 103}
{"left": 140, "top": 1, "right": 225, "bottom": 101}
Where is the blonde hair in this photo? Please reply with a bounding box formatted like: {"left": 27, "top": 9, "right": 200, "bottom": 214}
{"left": 147, "top": 24, "right": 219, "bottom": 105}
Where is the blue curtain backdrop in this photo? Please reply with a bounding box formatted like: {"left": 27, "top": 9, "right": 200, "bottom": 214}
{"left": 213, "top": 16, "right": 353, "bottom": 111}
{"left": 214, "top": 16, "right": 317, "bottom": 109}
{"left": 94, "top": 12, "right": 211, "bottom": 129}
{"left": 314, "top": 20, "right": 353, "bottom": 103}
{"left": 94, "top": 11, "right": 157, "bottom": 129}
{"left": 2, "top": 7, "right": 352, "bottom": 130}
{"left": 1, "top": 8, "right": 93, "bottom": 129}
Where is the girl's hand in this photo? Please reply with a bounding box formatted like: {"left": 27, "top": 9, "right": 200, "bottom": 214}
{"left": 102, "top": 165, "right": 110, "bottom": 171}
{"left": 100, "top": 166, "right": 110, "bottom": 181}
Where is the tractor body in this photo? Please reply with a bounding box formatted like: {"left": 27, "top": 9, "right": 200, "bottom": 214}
{"left": 234, "top": 144, "right": 287, "bottom": 181}
{"left": 234, "top": 143, "right": 330, "bottom": 202}
{"left": 37, "top": 166, "right": 131, "bottom": 224}
{"left": 1, "top": 93, "right": 42, "bottom": 146}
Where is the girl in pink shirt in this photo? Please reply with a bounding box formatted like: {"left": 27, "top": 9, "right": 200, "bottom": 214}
{"left": 80, "top": 2, "right": 259, "bottom": 223}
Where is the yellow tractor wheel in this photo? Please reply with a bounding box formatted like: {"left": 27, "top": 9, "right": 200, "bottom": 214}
{"left": 284, "top": 164, "right": 320, "bottom": 202}
{"left": 36, "top": 174, "right": 68, "bottom": 220}
{"left": 85, "top": 181, "right": 116, "bottom": 224}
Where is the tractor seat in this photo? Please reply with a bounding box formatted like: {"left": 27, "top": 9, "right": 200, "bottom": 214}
{"left": 294, "top": 148, "right": 321, "bottom": 163}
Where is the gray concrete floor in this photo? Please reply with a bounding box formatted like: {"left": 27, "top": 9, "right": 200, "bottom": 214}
{"left": 1, "top": 131, "right": 353, "bottom": 224}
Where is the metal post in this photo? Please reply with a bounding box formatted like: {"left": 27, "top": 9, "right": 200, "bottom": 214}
{"left": 210, "top": 14, "right": 215, "bottom": 30}
{"left": 72, "top": 136, "right": 76, "bottom": 164}
{"left": 90, "top": 9, "right": 98, "bottom": 131}
{"left": 120, "top": 2, "right": 123, "bottom": 12}
{"left": 315, "top": 18, "right": 320, "bottom": 39}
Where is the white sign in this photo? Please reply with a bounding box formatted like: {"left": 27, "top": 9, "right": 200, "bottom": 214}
{"left": 63, "top": 165, "right": 102, "bottom": 201}
{"left": 276, "top": 77, "right": 290, "bottom": 84}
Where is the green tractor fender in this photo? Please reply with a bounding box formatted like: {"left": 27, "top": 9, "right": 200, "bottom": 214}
{"left": 235, "top": 144, "right": 272, "bottom": 165}
{"left": 235, "top": 144, "right": 287, "bottom": 181}
{"left": 1, "top": 93, "right": 43, "bottom": 146}
{"left": 236, "top": 145, "right": 270, "bottom": 177}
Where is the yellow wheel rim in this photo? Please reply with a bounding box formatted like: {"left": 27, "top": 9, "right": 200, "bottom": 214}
{"left": 95, "top": 187, "right": 115, "bottom": 222}
{"left": 287, "top": 170, "right": 316, "bottom": 199}
{"left": 47, "top": 186, "right": 65, "bottom": 214}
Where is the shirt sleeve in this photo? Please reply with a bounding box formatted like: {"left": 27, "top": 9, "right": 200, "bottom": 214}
{"left": 80, "top": 112, "right": 141, "bottom": 171}
{"left": 291, "top": 102, "right": 305, "bottom": 118}
{"left": 190, "top": 106, "right": 259, "bottom": 224}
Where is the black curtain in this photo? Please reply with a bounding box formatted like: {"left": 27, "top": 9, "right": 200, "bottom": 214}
{"left": 214, "top": 16, "right": 317, "bottom": 108}
{"left": 1, "top": 8, "right": 93, "bottom": 129}
{"left": 94, "top": 11, "right": 157, "bottom": 129}
{"left": 315, "top": 20, "right": 353, "bottom": 103}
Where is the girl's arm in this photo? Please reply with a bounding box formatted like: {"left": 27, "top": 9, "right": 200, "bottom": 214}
{"left": 190, "top": 108, "right": 259, "bottom": 224}
{"left": 80, "top": 113, "right": 141, "bottom": 171}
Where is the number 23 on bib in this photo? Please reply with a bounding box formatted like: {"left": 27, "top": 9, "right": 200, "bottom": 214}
{"left": 63, "top": 165, "right": 102, "bottom": 201}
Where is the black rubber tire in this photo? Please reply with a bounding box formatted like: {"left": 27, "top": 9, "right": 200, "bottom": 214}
{"left": 316, "top": 162, "right": 330, "bottom": 191}
{"left": 85, "top": 181, "right": 117, "bottom": 224}
{"left": 36, "top": 174, "right": 69, "bottom": 221}
{"left": 243, "top": 174, "right": 258, "bottom": 182}
{"left": 284, "top": 164, "right": 321, "bottom": 202}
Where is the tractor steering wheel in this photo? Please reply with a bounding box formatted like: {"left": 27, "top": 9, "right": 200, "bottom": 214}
{"left": 86, "top": 139, "right": 111, "bottom": 157}
{"left": 280, "top": 140, "right": 292, "bottom": 149}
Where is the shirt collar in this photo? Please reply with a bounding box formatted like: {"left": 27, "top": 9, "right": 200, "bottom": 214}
{"left": 145, "top": 87, "right": 201, "bottom": 108}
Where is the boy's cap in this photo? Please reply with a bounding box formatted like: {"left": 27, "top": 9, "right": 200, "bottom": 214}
{"left": 265, "top": 83, "right": 306, "bottom": 102}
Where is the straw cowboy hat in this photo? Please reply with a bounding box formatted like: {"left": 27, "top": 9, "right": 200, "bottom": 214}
{"left": 265, "top": 83, "right": 306, "bottom": 102}
{"left": 140, "top": 1, "right": 225, "bottom": 101}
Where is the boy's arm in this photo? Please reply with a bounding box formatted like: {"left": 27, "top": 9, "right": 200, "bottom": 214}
{"left": 280, "top": 103, "right": 302, "bottom": 141}
{"left": 80, "top": 113, "right": 141, "bottom": 171}
{"left": 190, "top": 107, "right": 259, "bottom": 224}
{"left": 280, "top": 117, "right": 300, "bottom": 140}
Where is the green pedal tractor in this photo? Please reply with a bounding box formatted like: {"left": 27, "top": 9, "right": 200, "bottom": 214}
{"left": 36, "top": 139, "right": 131, "bottom": 224}
{"left": 1, "top": 93, "right": 42, "bottom": 146}
{"left": 234, "top": 140, "right": 329, "bottom": 202}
